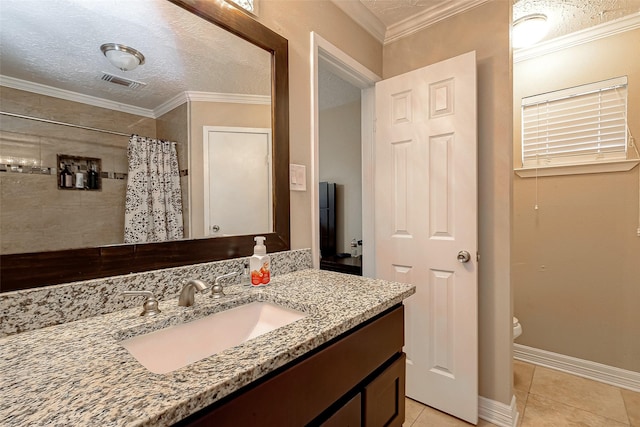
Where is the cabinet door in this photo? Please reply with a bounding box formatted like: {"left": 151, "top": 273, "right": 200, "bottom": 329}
{"left": 320, "top": 393, "right": 361, "bottom": 427}
{"left": 363, "top": 353, "right": 406, "bottom": 427}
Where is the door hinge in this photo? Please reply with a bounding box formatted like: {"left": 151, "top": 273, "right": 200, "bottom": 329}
{"left": 476, "top": 252, "right": 480, "bottom": 262}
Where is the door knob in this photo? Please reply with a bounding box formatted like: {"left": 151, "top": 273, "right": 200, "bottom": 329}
{"left": 457, "top": 250, "right": 471, "bottom": 263}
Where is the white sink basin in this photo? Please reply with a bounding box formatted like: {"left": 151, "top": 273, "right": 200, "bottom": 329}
{"left": 120, "top": 301, "right": 306, "bottom": 374}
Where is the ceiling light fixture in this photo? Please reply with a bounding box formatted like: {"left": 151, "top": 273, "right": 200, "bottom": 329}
{"left": 100, "top": 43, "right": 145, "bottom": 71}
{"left": 512, "top": 14, "right": 549, "bottom": 49}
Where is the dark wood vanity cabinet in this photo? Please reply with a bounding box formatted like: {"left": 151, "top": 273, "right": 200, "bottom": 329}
{"left": 176, "top": 305, "right": 406, "bottom": 427}
{"left": 320, "top": 393, "right": 362, "bottom": 426}
{"left": 362, "top": 352, "right": 406, "bottom": 426}
{"left": 319, "top": 353, "right": 406, "bottom": 427}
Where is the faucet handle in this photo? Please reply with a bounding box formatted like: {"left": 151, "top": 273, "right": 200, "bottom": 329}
{"left": 211, "top": 272, "right": 238, "bottom": 299}
{"left": 123, "top": 290, "right": 161, "bottom": 316}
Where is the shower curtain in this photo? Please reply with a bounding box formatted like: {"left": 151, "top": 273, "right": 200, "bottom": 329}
{"left": 124, "top": 135, "right": 184, "bottom": 243}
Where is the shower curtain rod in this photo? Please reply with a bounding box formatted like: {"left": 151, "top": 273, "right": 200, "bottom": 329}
{"left": 1, "top": 111, "right": 133, "bottom": 137}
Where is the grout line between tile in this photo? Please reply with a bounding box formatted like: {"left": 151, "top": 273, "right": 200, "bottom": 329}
{"left": 519, "top": 392, "right": 529, "bottom": 427}
{"left": 407, "top": 362, "right": 635, "bottom": 427}
{"left": 526, "top": 389, "right": 632, "bottom": 426}
{"left": 620, "top": 389, "right": 634, "bottom": 427}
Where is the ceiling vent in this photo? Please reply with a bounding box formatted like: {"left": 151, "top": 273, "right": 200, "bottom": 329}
{"left": 101, "top": 72, "right": 146, "bottom": 89}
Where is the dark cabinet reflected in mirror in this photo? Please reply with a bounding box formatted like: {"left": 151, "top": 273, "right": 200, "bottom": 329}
{"left": 0, "top": 0, "right": 290, "bottom": 292}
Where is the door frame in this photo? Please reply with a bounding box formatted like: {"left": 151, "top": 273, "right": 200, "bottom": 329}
{"left": 310, "top": 32, "right": 381, "bottom": 276}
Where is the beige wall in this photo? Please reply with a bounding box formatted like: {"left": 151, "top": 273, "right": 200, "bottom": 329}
{"left": 189, "top": 101, "right": 271, "bottom": 237}
{"left": 256, "top": 0, "right": 383, "bottom": 251}
{"left": 0, "top": 87, "right": 156, "bottom": 254}
{"left": 157, "top": 103, "right": 190, "bottom": 237}
{"left": 513, "top": 29, "right": 640, "bottom": 371}
{"left": 319, "top": 100, "right": 362, "bottom": 254}
{"left": 383, "top": 1, "right": 513, "bottom": 404}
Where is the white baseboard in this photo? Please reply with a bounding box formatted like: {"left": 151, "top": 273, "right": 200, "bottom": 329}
{"left": 478, "top": 395, "right": 518, "bottom": 427}
{"left": 514, "top": 343, "right": 640, "bottom": 392}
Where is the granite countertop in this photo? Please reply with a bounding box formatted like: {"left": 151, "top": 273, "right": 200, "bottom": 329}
{"left": 1, "top": 269, "right": 415, "bottom": 426}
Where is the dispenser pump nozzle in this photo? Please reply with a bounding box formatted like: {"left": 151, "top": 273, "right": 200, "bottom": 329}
{"left": 253, "top": 236, "right": 266, "bottom": 255}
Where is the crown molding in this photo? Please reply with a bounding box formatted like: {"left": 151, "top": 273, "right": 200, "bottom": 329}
{"left": 152, "top": 91, "right": 189, "bottom": 117}
{"left": 331, "top": 0, "right": 490, "bottom": 46}
{"left": 185, "top": 91, "right": 271, "bottom": 105}
{"left": 154, "top": 90, "right": 271, "bottom": 118}
{"left": 330, "top": 0, "right": 386, "bottom": 43}
{"left": 0, "top": 75, "right": 156, "bottom": 118}
{"left": 384, "top": 0, "right": 490, "bottom": 45}
{"left": 0, "top": 76, "right": 271, "bottom": 119}
{"left": 514, "top": 12, "right": 640, "bottom": 63}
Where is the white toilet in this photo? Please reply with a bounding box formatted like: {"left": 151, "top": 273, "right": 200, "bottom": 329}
{"left": 513, "top": 317, "right": 523, "bottom": 339}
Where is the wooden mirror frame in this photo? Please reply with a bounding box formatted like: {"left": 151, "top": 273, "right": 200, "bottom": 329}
{"left": 0, "top": 0, "right": 289, "bottom": 292}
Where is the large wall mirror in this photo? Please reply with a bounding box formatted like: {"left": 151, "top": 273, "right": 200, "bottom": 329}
{"left": 0, "top": 0, "right": 290, "bottom": 292}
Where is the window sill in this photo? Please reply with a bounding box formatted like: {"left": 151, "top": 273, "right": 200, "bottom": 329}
{"left": 514, "top": 159, "right": 640, "bottom": 178}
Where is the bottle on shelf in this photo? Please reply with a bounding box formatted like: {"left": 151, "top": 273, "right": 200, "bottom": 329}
{"left": 350, "top": 238, "right": 358, "bottom": 258}
{"left": 75, "top": 166, "right": 84, "bottom": 189}
{"left": 59, "top": 162, "right": 66, "bottom": 188}
{"left": 88, "top": 163, "right": 99, "bottom": 189}
{"left": 59, "top": 163, "right": 73, "bottom": 188}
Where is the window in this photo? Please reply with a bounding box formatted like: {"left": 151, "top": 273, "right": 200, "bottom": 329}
{"left": 228, "top": 0, "right": 256, "bottom": 14}
{"left": 520, "top": 76, "right": 628, "bottom": 170}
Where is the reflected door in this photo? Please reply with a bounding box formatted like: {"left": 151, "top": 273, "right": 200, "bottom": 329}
{"left": 204, "top": 127, "right": 272, "bottom": 237}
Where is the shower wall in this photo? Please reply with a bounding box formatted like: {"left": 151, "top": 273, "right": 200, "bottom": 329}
{"left": 513, "top": 28, "right": 640, "bottom": 372}
{"left": 0, "top": 86, "right": 162, "bottom": 254}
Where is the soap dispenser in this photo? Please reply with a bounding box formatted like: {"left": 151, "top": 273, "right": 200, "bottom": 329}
{"left": 250, "top": 236, "right": 270, "bottom": 286}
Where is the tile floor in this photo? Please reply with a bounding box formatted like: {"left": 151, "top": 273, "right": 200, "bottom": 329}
{"left": 403, "top": 360, "right": 640, "bottom": 427}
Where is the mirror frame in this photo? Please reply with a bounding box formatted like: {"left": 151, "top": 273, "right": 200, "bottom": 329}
{"left": 0, "top": 0, "right": 290, "bottom": 292}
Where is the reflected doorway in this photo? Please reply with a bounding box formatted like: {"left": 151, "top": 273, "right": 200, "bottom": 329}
{"left": 318, "top": 65, "right": 363, "bottom": 276}
{"left": 311, "top": 32, "right": 380, "bottom": 278}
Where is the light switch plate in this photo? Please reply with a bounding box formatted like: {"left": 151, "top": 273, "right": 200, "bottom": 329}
{"left": 289, "top": 164, "right": 306, "bottom": 191}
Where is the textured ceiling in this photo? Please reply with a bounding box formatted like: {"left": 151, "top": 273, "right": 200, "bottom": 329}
{"left": 346, "top": 0, "right": 640, "bottom": 42}
{"left": 322, "top": 0, "right": 639, "bottom": 109}
{"left": 0, "top": 0, "right": 271, "bottom": 111}
{"left": 359, "top": 0, "right": 451, "bottom": 27}
{"left": 513, "top": 0, "right": 640, "bottom": 41}
{"left": 318, "top": 66, "right": 361, "bottom": 111}
{"left": 3, "top": 1, "right": 637, "bottom": 113}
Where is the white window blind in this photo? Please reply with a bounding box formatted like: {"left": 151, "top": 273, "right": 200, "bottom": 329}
{"left": 521, "top": 76, "right": 628, "bottom": 168}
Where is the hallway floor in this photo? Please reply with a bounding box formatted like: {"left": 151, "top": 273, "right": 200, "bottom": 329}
{"left": 404, "top": 360, "right": 640, "bottom": 426}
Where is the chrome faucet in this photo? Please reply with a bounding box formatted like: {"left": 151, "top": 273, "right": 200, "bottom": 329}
{"left": 211, "top": 272, "right": 238, "bottom": 299}
{"left": 178, "top": 279, "right": 209, "bottom": 307}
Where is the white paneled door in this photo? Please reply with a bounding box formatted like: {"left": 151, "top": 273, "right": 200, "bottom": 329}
{"left": 374, "top": 51, "right": 478, "bottom": 424}
{"left": 204, "top": 127, "right": 272, "bottom": 237}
